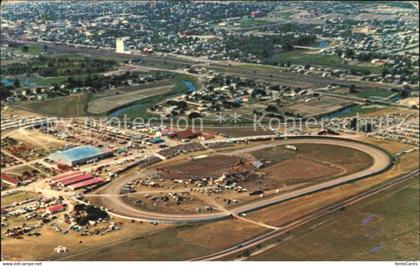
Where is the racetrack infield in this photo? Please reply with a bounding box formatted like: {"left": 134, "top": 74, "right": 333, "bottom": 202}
{"left": 252, "top": 143, "right": 374, "bottom": 185}
{"left": 90, "top": 137, "right": 392, "bottom": 224}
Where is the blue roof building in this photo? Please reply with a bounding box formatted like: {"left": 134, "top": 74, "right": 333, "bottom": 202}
{"left": 49, "top": 145, "right": 113, "bottom": 166}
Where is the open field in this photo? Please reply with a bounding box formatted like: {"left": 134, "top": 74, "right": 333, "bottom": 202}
{"left": 1, "top": 217, "right": 164, "bottom": 261}
{"left": 89, "top": 138, "right": 390, "bottom": 224}
{"left": 250, "top": 179, "right": 419, "bottom": 261}
{"left": 2, "top": 164, "right": 44, "bottom": 180}
{"left": 238, "top": 18, "right": 274, "bottom": 28}
{"left": 158, "top": 154, "right": 253, "bottom": 180}
{"left": 14, "top": 93, "right": 89, "bottom": 117}
{"left": 252, "top": 143, "right": 374, "bottom": 186}
{"left": 123, "top": 192, "right": 216, "bottom": 215}
{"left": 118, "top": 79, "right": 173, "bottom": 92}
{"left": 10, "top": 128, "right": 66, "bottom": 151}
{"left": 356, "top": 89, "right": 395, "bottom": 99}
{"left": 33, "top": 74, "right": 93, "bottom": 86}
{"left": 246, "top": 149, "right": 418, "bottom": 227}
{"left": 62, "top": 219, "right": 268, "bottom": 261}
{"left": 263, "top": 158, "right": 342, "bottom": 184}
{"left": 1, "top": 191, "right": 38, "bottom": 207}
{"left": 273, "top": 50, "right": 384, "bottom": 74}
{"left": 334, "top": 104, "right": 383, "bottom": 117}
{"left": 281, "top": 96, "right": 352, "bottom": 118}
{"left": 355, "top": 136, "right": 413, "bottom": 154}
{"left": 87, "top": 85, "right": 173, "bottom": 114}
{"left": 201, "top": 127, "right": 277, "bottom": 137}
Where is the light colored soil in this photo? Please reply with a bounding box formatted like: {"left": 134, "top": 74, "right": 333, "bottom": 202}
{"left": 123, "top": 191, "right": 216, "bottom": 215}
{"left": 11, "top": 128, "right": 66, "bottom": 151}
{"left": 87, "top": 85, "right": 172, "bottom": 114}
{"left": 157, "top": 155, "right": 253, "bottom": 179}
{"left": 264, "top": 158, "right": 342, "bottom": 183}
{"left": 1, "top": 217, "right": 165, "bottom": 261}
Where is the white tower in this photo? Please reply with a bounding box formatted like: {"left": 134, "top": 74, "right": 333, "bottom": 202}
{"left": 115, "top": 37, "right": 129, "bottom": 54}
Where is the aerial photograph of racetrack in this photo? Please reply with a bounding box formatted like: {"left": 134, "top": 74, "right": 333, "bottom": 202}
{"left": 1, "top": 1, "right": 419, "bottom": 264}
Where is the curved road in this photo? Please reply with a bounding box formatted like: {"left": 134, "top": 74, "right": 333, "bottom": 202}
{"left": 90, "top": 137, "right": 392, "bottom": 224}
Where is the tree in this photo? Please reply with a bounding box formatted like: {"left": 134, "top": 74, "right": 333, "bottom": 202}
{"left": 382, "top": 68, "right": 390, "bottom": 77}
{"left": 349, "top": 84, "right": 357, "bottom": 93}
{"left": 13, "top": 79, "right": 20, "bottom": 89}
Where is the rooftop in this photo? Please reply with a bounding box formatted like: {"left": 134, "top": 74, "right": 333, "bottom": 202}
{"left": 49, "top": 145, "right": 107, "bottom": 163}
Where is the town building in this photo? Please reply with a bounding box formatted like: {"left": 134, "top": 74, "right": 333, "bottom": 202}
{"left": 48, "top": 145, "right": 113, "bottom": 166}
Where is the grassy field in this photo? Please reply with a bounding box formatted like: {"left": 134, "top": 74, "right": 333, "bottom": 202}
{"left": 1, "top": 191, "right": 38, "bottom": 207}
{"left": 238, "top": 18, "right": 274, "bottom": 28}
{"left": 87, "top": 85, "right": 173, "bottom": 114}
{"left": 15, "top": 93, "right": 90, "bottom": 117}
{"left": 274, "top": 11, "right": 294, "bottom": 19}
{"left": 273, "top": 50, "right": 384, "bottom": 74}
{"left": 356, "top": 89, "right": 394, "bottom": 98}
{"left": 64, "top": 219, "right": 268, "bottom": 261}
{"left": 251, "top": 179, "right": 419, "bottom": 260}
{"left": 334, "top": 104, "right": 383, "bottom": 118}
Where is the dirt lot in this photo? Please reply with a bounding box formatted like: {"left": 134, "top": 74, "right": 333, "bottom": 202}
{"left": 87, "top": 85, "right": 172, "bottom": 114}
{"left": 123, "top": 191, "right": 216, "bottom": 215}
{"left": 157, "top": 155, "right": 254, "bottom": 180}
{"left": 281, "top": 96, "right": 351, "bottom": 118}
{"left": 1, "top": 217, "right": 165, "bottom": 261}
{"left": 263, "top": 158, "right": 342, "bottom": 185}
{"left": 11, "top": 128, "right": 66, "bottom": 151}
{"left": 251, "top": 143, "right": 374, "bottom": 186}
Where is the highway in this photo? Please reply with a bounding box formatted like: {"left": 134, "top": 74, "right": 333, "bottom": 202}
{"left": 5, "top": 38, "right": 400, "bottom": 91}
{"left": 91, "top": 137, "right": 393, "bottom": 224}
{"left": 190, "top": 169, "right": 419, "bottom": 261}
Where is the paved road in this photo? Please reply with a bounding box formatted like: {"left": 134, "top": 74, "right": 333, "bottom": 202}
{"left": 90, "top": 137, "right": 392, "bottom": 224}
{"left": 5, "top": 39, "right": 400, "bottom": 92}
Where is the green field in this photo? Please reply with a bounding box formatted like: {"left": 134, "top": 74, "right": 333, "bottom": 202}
{"left": 273, "top": 50, "right": 384, "bottom": 74}
{"left": 16, "top": 93, "right": 90, "bottom": 117}
{"left": 273, "top": 11, "right": 294, "bottom": 19}
{"left": 7, "top": 45, "right": 43, "bottom": 56}
{"left": 332, "top": 104, "right": 383, "bottom": 118}
{"left": 356, "top": 89, "right": 394, "bottom": 99}
{"left": 251, "top": 179, "right": 420, "bottom": 260}
{"left": 239, "top": 18, "right": 274, "bottom": 28}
